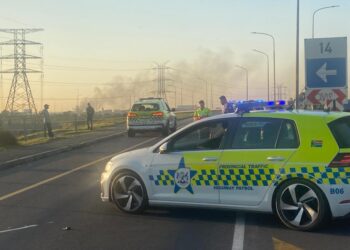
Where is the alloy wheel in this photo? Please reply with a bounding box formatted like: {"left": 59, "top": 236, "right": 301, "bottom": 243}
{"left": 278, "top": 183, "right": 320, "bottom": 228}
{"left": 112, "top": 175, "right": 144, "bottom": 212}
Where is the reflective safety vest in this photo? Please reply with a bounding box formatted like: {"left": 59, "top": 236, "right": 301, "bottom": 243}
{"left": 193, "top": 107, "right": 211, "bottom": 120}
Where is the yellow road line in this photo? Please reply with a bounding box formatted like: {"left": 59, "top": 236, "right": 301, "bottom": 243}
{"left": 0, "top": 137, "right": 158, "bottom": 202}
{"left": 273, "top": 237, "right": 303, "bottom": 250}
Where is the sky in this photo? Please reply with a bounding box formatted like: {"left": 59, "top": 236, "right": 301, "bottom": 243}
{"left": 0, "top": 0, "right": 349, "bottom": 112}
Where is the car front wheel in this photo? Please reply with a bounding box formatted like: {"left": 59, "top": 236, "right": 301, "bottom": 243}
{"left": 111, "top": 172, "right": 147, "bottom": 213}
{"left": 275, "top": 179, "right": 329, "bottom": 231}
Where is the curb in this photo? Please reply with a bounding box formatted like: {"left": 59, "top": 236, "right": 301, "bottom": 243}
{"left": 0, "top": 131, "right": 126, "bottom": 170}
{"left": 0, "top": 116, "right": 193, "bottom": 170}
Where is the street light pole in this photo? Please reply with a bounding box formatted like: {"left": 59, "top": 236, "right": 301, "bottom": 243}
{"left": 296, "top": 0, "right": 300, "bottom": 109}
{"left": 235, "top": 65, "right": 249, "bottom": 101}
{"left": 312, "top": 5, "right": 340, "bottom": 38}
{"left": 252, "top": 49, "right": 270, "bottom": 101}
{"left": 252, "top": 32, "right": 276, "bottom": 102}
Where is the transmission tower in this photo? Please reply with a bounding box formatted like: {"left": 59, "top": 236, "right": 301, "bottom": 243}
{"left": 0, "top": 28, "right": 43, "bottom": 114}
{"left": 277, "top": 84, "right": 288, "bottom": 100}
{"left": 153, "top": 62, "right": 170, "bottom": 100}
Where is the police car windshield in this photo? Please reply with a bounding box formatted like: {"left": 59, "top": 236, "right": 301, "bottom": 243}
{"left": 131, "top": 103, "right": 160, "bottom": 112}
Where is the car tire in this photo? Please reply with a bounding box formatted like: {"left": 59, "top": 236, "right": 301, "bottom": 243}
{"left": 170, "top": 120, "right": 177, "bottom": 133}
{"left": 162, "top": 123, "right": 170, "bottom": 136}
{"left": 110, "top": 171, "right": 148, "bottom": 214}
{"left": 127, "top": 130, "right": 135, "bottom": 137}
{"left": 274, "top": 178, "right": 329, "bottom": 231}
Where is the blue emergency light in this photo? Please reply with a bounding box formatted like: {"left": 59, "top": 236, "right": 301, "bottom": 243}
{"left": 267, "top": 100, "right": 286, "bottom": 106}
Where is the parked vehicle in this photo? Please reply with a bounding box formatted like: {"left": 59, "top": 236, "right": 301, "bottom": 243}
{"left": 127, "top": 98, "right": 176, "bottom": 137}
{"left": 102, "top": 110, "right": 350, "bottom": 231}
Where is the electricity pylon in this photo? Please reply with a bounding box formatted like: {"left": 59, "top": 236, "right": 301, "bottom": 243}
{"left": 0, "top": 28, "right": 43, "bottom": 114}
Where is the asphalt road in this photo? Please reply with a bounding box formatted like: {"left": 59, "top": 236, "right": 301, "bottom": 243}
{"left": 0, "top": 125, "right": 349, "bottom": 249}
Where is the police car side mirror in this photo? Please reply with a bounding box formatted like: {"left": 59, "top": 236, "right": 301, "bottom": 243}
{"left": 159, "top": 142, "right": 168, "bottom": 154}
{"left": 171, "top": 108, "right": 176, "bottom": 112}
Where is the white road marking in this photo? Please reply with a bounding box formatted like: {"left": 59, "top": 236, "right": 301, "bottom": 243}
{"left": 0, "top": 137, "right": 158, "bottom": 202}
{"left": 232, "top": 212, "right": 245, "bottom": 250}
{"left": 0, "top": 224, "right": 38, "bottom": 234}
{"left": 0, "top": 120, "right": 191, "bottom": 202}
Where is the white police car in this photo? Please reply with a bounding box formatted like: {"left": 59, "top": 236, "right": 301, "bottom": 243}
{"left": 101, "top": 111, "right": 350, "bottom": 231}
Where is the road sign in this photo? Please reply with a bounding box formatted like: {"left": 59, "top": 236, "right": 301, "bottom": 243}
{"left": 305, "top": 37, "right": 347, "bottom": 89}
{"left": 306, "top": 58, "right": 346, "bottom": 88}
{"left": 306, "top": 88, "right": 347, "bottom": 111}
{"left": 305, "top": 37, "right": 347, "bottom": 109}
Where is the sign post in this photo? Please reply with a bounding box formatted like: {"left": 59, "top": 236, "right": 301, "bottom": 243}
{"left": 305, "top": 37, "right": 347, "bottom": 110}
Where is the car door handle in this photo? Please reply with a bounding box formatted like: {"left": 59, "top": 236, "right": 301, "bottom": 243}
{"left": 267, "top": 156, "right": 285, "bottom": 162}
{"left": 202, "top": 157, "right": 218, "bottom": 162}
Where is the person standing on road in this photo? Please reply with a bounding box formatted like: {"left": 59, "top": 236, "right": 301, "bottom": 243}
{"left": 86, "top": 103, "right": 95, "bottom": 130}
{"left": 41, "top": 104, "right": 54, "bottom": 138}
{"left": 193, "top": 100, "right": 211, "bottom": 121}
{"left": 219, "top": 95, "right": 235, "bottom": 114}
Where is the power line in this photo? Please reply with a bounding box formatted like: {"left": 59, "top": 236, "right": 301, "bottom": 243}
{"left": 17, "top": 96, "right": 137, "bottom": 101}
{"left": 0, "top": 78, "right": 154, "bottom": 86}
{"left": 0, "top": 60, "right": 153, "bottom": 72}
{"left": 41, "top": 64, "right": 153, "bottom": 72}
{"left": 0, "top": 63, "right": 153, "bottom": 72}
{"left": 0, "top": 16, "right": 32, "bottom": 27}
{"left": 45, "top": 56, "right": 153, "bottom": 65}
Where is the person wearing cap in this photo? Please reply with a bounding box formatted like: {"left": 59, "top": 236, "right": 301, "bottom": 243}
{"left": 41, "top": 104, "right": 54, "bottom": 138}
{"left": 219, "top": 95, "right": 235, "bottom": 114}
{"left": 193, "top": 100, "right": 211, "bottom": 121}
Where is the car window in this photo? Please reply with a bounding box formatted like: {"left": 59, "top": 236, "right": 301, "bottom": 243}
{"left": 329, "top": 116, "right": 350, "bottom": 148}
{"left": 231, "top": 118, "right": 282, "bottom": 149}
{"left": 169, "top": 120, "right": 229, "bottom": 151}
{"left": 276, "top": 120, "right": 299, "bottom": 148}
{"left": 131, "top": 103, "right": 159, "bottom": 112}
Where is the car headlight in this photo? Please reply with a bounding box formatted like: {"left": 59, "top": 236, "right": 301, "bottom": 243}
{"left": 105, "top": 161, "right": 113, "bottom": 172}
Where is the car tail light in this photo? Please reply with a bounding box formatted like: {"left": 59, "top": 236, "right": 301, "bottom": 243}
{"left": 152, "top": 111, "right": 164, "bottom": 117}
{"left": 329, "top": 153, "right": 350, "bottom": 167}
{"left": 127, "top": 112, "right": 137, "bottom": 118}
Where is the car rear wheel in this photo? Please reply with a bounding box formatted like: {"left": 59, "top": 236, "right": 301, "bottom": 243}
{"left": 111, "top": 172, "right": 147, "bottom": 213}
{"left": 170, "top": 120, "right": 177, "bottom": 133}
{"left": 162, "top": 123, "right": 170, "bottom": 136}
{"left": 275, "top": 179, "right": 329, "bottom": 231}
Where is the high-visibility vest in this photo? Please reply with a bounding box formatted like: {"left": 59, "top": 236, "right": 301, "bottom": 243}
{"left": 193, "top": 108, "right": 211, "bottom": 120}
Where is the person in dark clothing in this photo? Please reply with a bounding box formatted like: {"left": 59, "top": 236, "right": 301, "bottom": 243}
{"left": 41, "top": 104, "right": 54, "bottom": 138}
{"left": 219, "top": 96, "right": 235, "bottom": 113}
{"left": 86, "top": 103, "right": 95, "bottom": 130}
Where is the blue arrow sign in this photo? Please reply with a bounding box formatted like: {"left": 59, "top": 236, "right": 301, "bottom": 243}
{"left": 306, "top": 58, "right": 346, "bottom": 88}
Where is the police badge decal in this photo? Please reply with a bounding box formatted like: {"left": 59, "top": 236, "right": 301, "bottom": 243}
{"left": 168, "top": 157, "right": 197, "bottom": 194}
